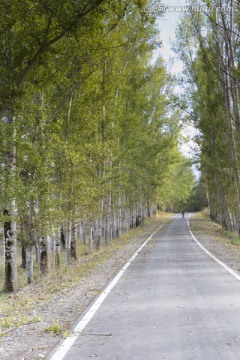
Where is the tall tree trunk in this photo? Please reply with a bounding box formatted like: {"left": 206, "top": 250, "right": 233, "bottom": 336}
{"left": 40, "top": 236, "right": 51, "bottom": 275}
{"left": 88, "top": 226, "right": 93, "bottom": 254}
{"left": 21, "top": 246, "right": 26, "bottom": 269}
{"left": 79, "top": 221, "right": 85, "bottom": 244}
{"left": 3, "top": 112, "right": 18, "bottom": 292}
{"left": 46, "top": 236, "right": 51, "bottom": 272}
{"left": 3, "top": 206, "right": 18, "bottom": 292}
{"left": 71, "top": 221, "right": 77, "bottom": 260}
{"left": 26, "top": 245, "right": 33, "bottom": 284}
{"left": 39, "top": 237, "right": 47, "bottom": 275}
{"left": 60, "top": 225, "right": 65, "bottom": 250}
{"left": 55, "top": 229, "right": 61, "bottom": 267}
{"left": 65, "top": 220, "right": 71, "bottom": 265}
{"left": 117, "top": 190, "right": 122, "bottom": 238}
{"left": 94, "top": 219, "right": 100, "bottom": 249}
{"left": 35, "top": 243, "right": 40, "bottom": 262}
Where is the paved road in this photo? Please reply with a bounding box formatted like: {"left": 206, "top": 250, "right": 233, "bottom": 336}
{"left": 50, "top": 215, "right": 240, "bottom": 359}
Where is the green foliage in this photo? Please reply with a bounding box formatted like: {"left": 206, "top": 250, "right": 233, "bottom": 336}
{"left": 157, "top": 155, "right": 195, "bottom": 212}
{"left": 0, "top": 0, "right": 193, "bottom": 290}
{"left": 185, "top": 180, "right": 208, "bottom": 212}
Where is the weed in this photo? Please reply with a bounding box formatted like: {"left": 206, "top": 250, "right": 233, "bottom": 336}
{"left": 44, "top": 322, "right": 62, "bottom": 335}
{"left": 0, "top": 316, "right": 16, "bottom": 329}
{"left": 29, "top": 316, "right": 42, "bottom": 324}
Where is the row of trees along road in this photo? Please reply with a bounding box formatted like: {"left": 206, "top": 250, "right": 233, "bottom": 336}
{"left": 0, "top": 0, "right": 195, "bottom": 292}
{"left": 176, "top": 0, "right": 240, "bottom": 233}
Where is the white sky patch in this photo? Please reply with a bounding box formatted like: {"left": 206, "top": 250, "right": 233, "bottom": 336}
{"left": 152, "top": 0, "right": 188, "bottom": 71}
{"left": 150, "top": 0, "right": 200, "bottom": 179}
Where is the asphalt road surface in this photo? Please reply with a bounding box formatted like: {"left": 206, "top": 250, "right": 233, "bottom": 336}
{"left": 49, "top": 214, "right": 240, "bottom": 360}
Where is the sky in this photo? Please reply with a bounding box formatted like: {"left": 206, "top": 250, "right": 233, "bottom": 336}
{"left": 155, "top": 1, "right": 187, "bottom": 74}
{"left": 150, "top": 0, "right": 200, "bottom": 178}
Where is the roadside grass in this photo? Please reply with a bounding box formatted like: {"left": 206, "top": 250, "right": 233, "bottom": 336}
{"left": 0, "top": 213, "right": 172, "bottom": 335}
{"left": 156, "top": 211, "right": 175, "bottom": 221}
{"left": 190, "top": 211, "right": 240, "bottom": 247}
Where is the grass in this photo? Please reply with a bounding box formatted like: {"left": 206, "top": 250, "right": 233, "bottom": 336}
{"left": 190, "top": 211, "right": 240, "bottom": 248}
{"left": 44, "top": 322, "right": 70, "bottom": 338}
{"left": 0, "top": 213, "right": 172, "bottom": 335}
{"left": 44, "top": 322, "right": 62, "bottom": 335}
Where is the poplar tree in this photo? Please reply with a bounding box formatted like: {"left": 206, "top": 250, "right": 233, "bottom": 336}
{"left": 176, "top": 0, "right": 240, "bottom": 232}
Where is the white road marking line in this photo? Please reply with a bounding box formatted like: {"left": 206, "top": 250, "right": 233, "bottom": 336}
{"left": 49, "top": 222, "right": 165, "bottom": 360}
{"left": 187, "top": 213, "right": 240, "bottom": 281}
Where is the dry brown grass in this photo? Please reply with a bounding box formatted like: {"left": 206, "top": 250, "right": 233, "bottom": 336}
{"left": 190, "top": 211, "right": 240, "bottom": 248}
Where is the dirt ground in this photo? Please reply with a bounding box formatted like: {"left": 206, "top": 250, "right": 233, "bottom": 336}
{"left": 1, "top": 213, "right": 240, "bottom": 360}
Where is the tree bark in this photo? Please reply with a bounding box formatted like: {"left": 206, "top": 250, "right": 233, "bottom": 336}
{"left": 3, "top": 206, "right": 18, "bottom": 292}
{"left": 60, "top": 225, "right": 65, "bottom": 250}
{"left": 3, "top": 113, "right": 18, "bottom": 292}
{"left": 71, "top": 221, "right": 77, "bottom": 260}
{"left": 26, "top": 245, "right": 33, "bottom": 284}
{"left": 65, "top": 220, "right": 71, "bottom": 265}
{"left": 55, "top": 230, "right": 61, "bottom": 267}
{"left": 88, "top": 226, "right": 93, "bottom": 254}
{"left": 21, "top": 246, "right": 26, "bottom": 269}
{"left": 39, "top": 236, "right": 51, "bottom": 275}
{"left": 79, "top": 221, "right": 85, "bottom": 244}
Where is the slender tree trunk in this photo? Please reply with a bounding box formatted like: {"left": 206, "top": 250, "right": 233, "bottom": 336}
{"left": 79, "top": 222, "right": 85, "bottom": 244}
{"left": 71, "top": 221, "right": 77, "bottom": 260}
{"left": 26, "top": 245, "right": 33, "bottom": 284}
{"left": 3, "top": 113, "right": 18, "bottom": 292}
{"left": 65, "top": 220, "right": 71, "bottom": 265}
{"left": 104, "top": 195, "right": 111, "bottom": 245}
{"left": 147, "top": 199, "right": 151, "bottom": 218}
{"left": 117, "top": 190, "right": 122, "bottom": 238}
{"left": 35, "top": 243, "right": 40, "bottom": 262}
{"left": 88, "top": 226, "right": 93, "bottom": 254}
{"left": 55, "top": 229, "right": 61, "bottom": 267}
{"left": 52, "top": 231, "right": 56, "bottom": 268}
{"left": 40, "top": 236, "right": 51, "bottom": 275}
{"left": 3, "top": 205, "right": 18, "bottom": 292}
{"left": 112, "top": 211, "right": 117, "bottom": 239}
{"left": 60, "top": 225, "right": 65, "bottom": 250}
{"left": 2, "top": 225, "right": 5, "bottom": 278}
{"left": 21, "top": 246, "right": 26, "bottom": 269}
{"left": 45, "top": 236, "right": 51, "bottom": 272}
{"left": 94, "top": 219, "right": 100, "bottom": 249}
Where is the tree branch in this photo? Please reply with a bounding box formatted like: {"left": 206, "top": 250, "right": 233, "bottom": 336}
{"left": 0, "top": 0, "right": 106, "bottom": 118}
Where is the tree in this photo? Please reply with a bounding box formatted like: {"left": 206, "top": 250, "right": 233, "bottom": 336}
{"left": 175, "top": 0, "right": 240, "bottom": 232}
